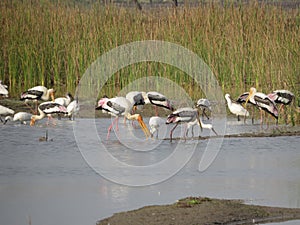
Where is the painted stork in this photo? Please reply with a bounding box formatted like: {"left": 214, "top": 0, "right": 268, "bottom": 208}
{"left": 66, "top": 99, "right": 79, "bottom": 120}
{"left": 20, "top": 86, "right": 55, "bottom": 113}
{"left": 268, "top": 89, "right": 295, "bottom": 106}
{"left": 149, "top": 116, "right": 165, "bottom": 139}
{"left": 196, "top": 98, "right": 212, "bottom": 119}
{"left": 143, "top": 91, "right": 174, "bottom": 116}
{"left": 225, "top": 94, "right": 249, "bottom": 123}
{"left": 0, "top": 105, "right": 14, "bottom": 123}
{"left": 54, "top": 92, "right": 73, "bottom": 107}
{"left": 0, "top": 80, "right": 9, "bottom": 97}
{"left": 166, "top": 107, "right": 202, "bottom": 142}
{"left": 95, "top": 96, "right": 150, "bottom": 140}
{"left": 186, "top": 117, "right": 218, "bottom": 137}
{"left": 4, "top": 112, "right": 33, "bottom": 125}
{"left": 21, "top": 86, "right": 55, "bottom": 102}
{"left": 267, "top": 89, "right": 295, "bottom": 124}
{"left": 30, "top": 102, "right": 67, "bottom": 126}
{"left": 245, "top": 87, "right": 279, "bottom": 125}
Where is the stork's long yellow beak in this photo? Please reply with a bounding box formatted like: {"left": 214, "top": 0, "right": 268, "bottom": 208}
{"left": 137, "top": 115, "right": 151, "bottom": 138}
{"left": 51, "top": 92, "right": 55, "bottom": 102}
{"left": 244, "top": 89, "right": 254, "bottom": 108}
{"left": 30, "top": 118, "right": 36, "bottom": 126}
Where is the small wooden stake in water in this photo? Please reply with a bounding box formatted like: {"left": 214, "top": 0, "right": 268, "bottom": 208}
{"left": 39, "top": 130, "right": 48, "bottom": 142}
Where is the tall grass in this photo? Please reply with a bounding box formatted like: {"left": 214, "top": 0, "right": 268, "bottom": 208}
{"left": 0, "top": 0, "right": 299, "bottom": 122}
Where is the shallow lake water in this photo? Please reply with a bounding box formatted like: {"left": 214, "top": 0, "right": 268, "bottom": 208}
{"left": 0, "top": 117, "right": 299, "bottom": 225}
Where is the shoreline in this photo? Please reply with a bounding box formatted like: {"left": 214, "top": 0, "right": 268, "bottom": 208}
{"left": 97, "top": 197, "right": 300, "bottom": 225}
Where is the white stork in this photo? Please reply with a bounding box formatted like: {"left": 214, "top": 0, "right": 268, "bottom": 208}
{"left": 196, "top": 98, "right": 212, "bottom": 119}
{"left": 0, "top": 105, "right": 14, "bottom": 123}
{"left": 0, "top": 80, "right": 9, "bottom": 97}
{"left": 245, "top": 87, "right": 279, "bottom": 126}
{"left": 30, "top": 102, "right": 67, "bottom": 126}
{"left": 225, "top": 94, "right": 249, "bottom": 123}
{"left": 96, "top": 96, "right": 150, "bottom": 140}
{"left": 149, "top": 116, "right": 165, "bottom": 139}
{"left": 143, "top": 91, "right": 174, "bottom": 116}
{"left": 4, "top": 112, "right": 32, "bottom": 125}
{"left": 166, "top": 107, "right": 202, "bottom": 142}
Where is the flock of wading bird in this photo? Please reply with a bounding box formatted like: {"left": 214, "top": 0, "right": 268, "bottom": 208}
{"left": 0, "top": 80, "right": 296, "bottom": 142}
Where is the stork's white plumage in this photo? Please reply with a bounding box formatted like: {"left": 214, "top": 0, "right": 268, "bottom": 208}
{"left": 268, "top": 89, "right": 295, "bottom": 106}
{"left": 0, "top": 105, "right": 14, "bottom": 123}
{"left": 30, "top": 102, "right": 67, "bottom": 126}
{"left": 267, "top": 89, "right": 295, "bottom": 124}
{"left": 66, "top": 99, "right": 79, "bottom": 120}
{"left": 143, "top": 91, "right": 174, "bottom": 116}
{"left": 54, "top": 92, "right": 73, "bottom": 107}
{"left": 196, "top": 98, "right": 212, "bottom": 119}
{"left": 225, "top": 94, "right": 249, "bottom": 122}
{"left": 0, "top": 80, "right": 9, "bottom": 97}
{"left": 4, "top": 112, "right": 32, "bottom": 125}
{"left": 21, "top": 86, "right": 55, "bottom": 102}
{"left": 166, "top": 107, "right": 202, "bottom": 142}
{"left": 149, "top": 116, "right": 165, "bottom": 138}
{"left": 186, "top": 117, "right": 218, "bottom": 137}
{"left": 96, "top": 96, "right": 150, "bottom": 139}
{"left": 245, "top": 87, "right": 279, "bottom": 125}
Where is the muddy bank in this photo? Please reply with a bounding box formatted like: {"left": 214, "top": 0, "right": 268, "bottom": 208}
{"left": 97, "top": 197, "right": 300, "bottom": 225}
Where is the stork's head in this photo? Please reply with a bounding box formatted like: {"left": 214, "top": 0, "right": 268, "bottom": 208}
{"left": 49, "top": 89, "right": 55, "bottom": 102}
{"left": 244, "top": 87, "right": 257, "bottom": 108}
{"left": 95, "top": 97, "right": 108, "bottom": 110}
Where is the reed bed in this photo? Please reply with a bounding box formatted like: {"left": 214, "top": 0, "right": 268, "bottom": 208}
{"left": 0, "top": 0, "right": 299, "bottom": 123}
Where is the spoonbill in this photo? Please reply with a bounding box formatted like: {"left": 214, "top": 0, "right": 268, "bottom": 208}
{"left": 96, "top": 96, "right": 150, "bottom": 140}
{"left": 4, "top": 112, "right": 32, "bottom": 125}
{"left": 149, "top": 116, "right": 165, "bottom": 138}
{"left": 225, "top": 94, "right": 249, "bottom": 122}
{"left": 166, "top": 107, "right": 202, "bottom": 142}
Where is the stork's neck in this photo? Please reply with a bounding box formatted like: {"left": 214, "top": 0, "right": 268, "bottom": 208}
{"left": 225, "top": 95, "right": 232, "bottom": 106}
{"left": 33, "top": 108, "right": 46, "bottom": 121}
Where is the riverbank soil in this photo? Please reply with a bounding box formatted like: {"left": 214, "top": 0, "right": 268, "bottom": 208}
{"left": 97, "top": 197, "right": 300, "bottom": 225}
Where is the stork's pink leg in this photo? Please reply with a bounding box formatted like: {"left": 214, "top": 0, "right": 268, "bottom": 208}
{"left": 107, "top": 117, "right": 118, "bottom": 140}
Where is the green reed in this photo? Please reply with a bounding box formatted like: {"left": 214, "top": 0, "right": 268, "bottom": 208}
{"left": 0, "top": 0, "right": 299, "bottom": 122}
